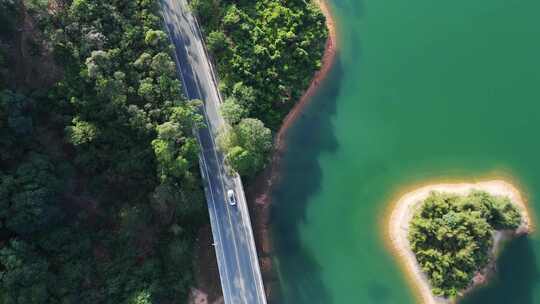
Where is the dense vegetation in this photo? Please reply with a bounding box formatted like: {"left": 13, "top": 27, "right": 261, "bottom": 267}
{"left": 0, "top": 0, "right": 20, "bottom": 38}
{"left": 0, "top": 0, "right": 206, "bottom": 302}
{"left": 0, "top": 0, "right": 329, "bottom": 301}
{"left": 217, "top": 118, "right": 272, "bottom": 176}
{"left": 192, "top": 0, "right": 328, "bottom": 177}
{"left": 408, "top": 191, "right": 522, "bottom": 298}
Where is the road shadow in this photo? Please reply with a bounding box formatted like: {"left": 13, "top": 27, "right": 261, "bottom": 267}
{"left": 460, "top": 235, "right": 539, "bottom": 304}
{"left": 269, "top": 57, "right": 344, "bottom": 304}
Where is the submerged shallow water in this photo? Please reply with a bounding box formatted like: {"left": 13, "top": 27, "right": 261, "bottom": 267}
{"left": 270, "top": 0, "right": 540, "bottom": 303}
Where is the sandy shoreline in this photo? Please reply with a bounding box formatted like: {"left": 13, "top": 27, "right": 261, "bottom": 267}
{"left": 386, "top": 180, "right": 533, "bottom": 304}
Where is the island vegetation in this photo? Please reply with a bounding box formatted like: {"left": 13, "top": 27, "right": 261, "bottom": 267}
{"left": 408, "top": 191, "right": 522, "bottom": 298}
{"left": 387, "top": 181, "right": 531, "bottom": 304}
{"left": 191, "top": 0, "right": 329, "bottom": 177}
{"left": 1, "top": 0, "right": 330, "bottom": 302}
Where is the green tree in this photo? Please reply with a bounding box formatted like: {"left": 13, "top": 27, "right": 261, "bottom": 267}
{"left": 152, "top": 102, "right": 202, "bottom": 182}
{"left": 152, "top": 122, "right": 190, "bottom": 181}
{"left": 226, "top": 146, "right": 257, "bottom": 176}
{"left": 235, "top": 118, "right": 272, "bottom": 153}
{"left": 151, "top": 52, "right": 176, "bottom": 77}
{"left": 219, "top": 118, "right": 272, "bottom": 177}
{"left": 222, "top": 5, "right": 241, "bottom": 30}
{"left": 207, "top": 30, "right": 228, "bottom": 55}
{"left": 0, "top": 154, "right": 63, "bottom": 235}
{"left": 134, "top": 53, "right": 152, "bottom": 70}
{"left": 195, "top": 0, "right": 328, "bottom": 129}
{"left": 144, "top": 30, "right": 167, "bottom": 47}
{"left": 129, "top": 290, "right": 152, "bottom": 304}
{"left": 1, "top": 90, "right": 33, "bottom": 136}
{"left": 0, "top": 0, "right": 21, "bottom": 39}
{"left": 138, "top": 77, "right": 157, "bottom": 102}
{"left": 230, "top": 82, "right": 256, "bottom": 113}
{"left": 408, "top": 191, "right": 523, "bottom": 298}
{"left": 220, "top": 97, "right": 246, "bottom": 125}
{"left": 0, "top": 239, "right": 51, "bottom": 304}
{"left": 66, "top": 117, "right": 98, "bottom": 145}
{"left": 85, "top": 50, "right": 112, "bottom": 79}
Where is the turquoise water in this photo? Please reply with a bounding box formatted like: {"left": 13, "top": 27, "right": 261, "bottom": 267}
{"left": 271, "top": 0, "right": 540, "bottom": 303}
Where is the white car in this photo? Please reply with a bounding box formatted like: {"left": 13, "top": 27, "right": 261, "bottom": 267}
{"left": 227, "top": 189, "right": 237, "bottom": 206}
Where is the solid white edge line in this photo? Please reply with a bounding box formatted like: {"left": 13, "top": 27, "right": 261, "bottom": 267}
{"left": 159, "top": 3, "right": 233, "bottom": 302}
{"left": 163, "top": 1, "right": 267, "bottom": 302}
{"left": 173, "top": 1, "right": 248, "bottom": 302}
{"left": 186, "top": 3, "right": 267, "bottom": 302}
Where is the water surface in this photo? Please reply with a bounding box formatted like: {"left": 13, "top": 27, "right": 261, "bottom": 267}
{"left": 271, "top": 0, "right": 540, "bottom": 303}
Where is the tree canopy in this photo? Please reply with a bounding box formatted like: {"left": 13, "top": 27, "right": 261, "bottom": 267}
{"left": 0, "top": 0, "right": 206, "bottom": 302}
{"left": 0, "top": 0, "right": 21, "bottom": 38}
{"left": 192, "top": 0, "right": 328, "bottom": 128}
{"left": 0, "top": 0, "right": 330, "bottom": 300}
{"left": 408, "top": 191, "right": 522, "bottom": 298}
{"left": 218, "top": 118, "right": 272, "bottom": 177}
{"left": 195, "top": 0, "right": 328, "bottom": 177}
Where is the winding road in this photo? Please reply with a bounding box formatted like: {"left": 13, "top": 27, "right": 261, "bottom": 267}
{"left": 160, "top": 0, "right": 267, "bottom": 303}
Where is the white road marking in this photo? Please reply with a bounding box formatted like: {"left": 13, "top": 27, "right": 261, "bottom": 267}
{"left": 161, "top": 0, "right": 267, "bottom": 302}
{"left": 181, "top": 1, "right": 266, "bottom": 300}
{"left": 160, "top": 3, "right": 234, "bottom": 302}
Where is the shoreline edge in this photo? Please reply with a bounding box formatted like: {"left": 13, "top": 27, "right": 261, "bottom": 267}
{"left": 245, "top": 0, "right": 338, "bottom": 300}
{"left": 384, "top": 179, "right": 534, "bottom": 304}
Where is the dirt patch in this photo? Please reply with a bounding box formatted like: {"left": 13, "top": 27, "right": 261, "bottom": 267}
{"left": 190, "top": 224, "right": 223, "bottom": 303}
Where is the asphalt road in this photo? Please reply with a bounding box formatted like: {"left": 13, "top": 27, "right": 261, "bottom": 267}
{"left": 160, "top": 0, "right": 267, "bottom": 303}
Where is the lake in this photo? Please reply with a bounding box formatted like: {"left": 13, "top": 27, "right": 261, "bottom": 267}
{"left": 270, "top": 0, "right": 540, "bottom": 303}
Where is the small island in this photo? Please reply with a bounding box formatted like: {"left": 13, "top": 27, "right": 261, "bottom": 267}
{"left": 387, "top": 180, "right": 532, "bottom": 304}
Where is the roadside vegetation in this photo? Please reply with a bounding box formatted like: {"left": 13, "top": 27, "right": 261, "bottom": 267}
{"left": 0, "top": 0, "right": 329, "bottom": 301}
{"left": 408, "top": 191, "right": 522, "bottom": 298}
{"left": 0, "top": 0, "right": 205, "bottom": 302}
{"left": 191, "top": 0, "right": 328, "bottom": 177}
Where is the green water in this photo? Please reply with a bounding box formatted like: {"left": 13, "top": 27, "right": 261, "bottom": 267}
{"left": 270, "top": 0, "right": 540, "bottom": 303}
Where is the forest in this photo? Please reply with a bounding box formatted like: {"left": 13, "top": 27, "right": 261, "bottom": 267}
{"left": 408, "top": 191, "right": 522, "bottom": 298}
{"left": 1, "top": 0, "right": 205, "bottom": 302}
{"left": 191, "top": 0, "right": 328, "bottom": 177}
{"left": 0, "top": 0, "right": 328, "bottom": 302}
